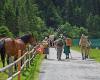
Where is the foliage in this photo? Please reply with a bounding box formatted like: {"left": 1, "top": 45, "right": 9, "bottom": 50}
{"left": 0, "top": 26, "right": 13, "bottom": 37}
{"left": 48, "top": 0, "right": 100, "bottom": 38}
{"left": 0, "top": 0, "right": 100, "bottom": 38}
{"left": 58, "top": 22, "right": 88, "bottom": 38}
{"left": 60, "top": 22, "right": 72, "bottom": 35}
{"left": 86, "top": 14, "right": 100, "bottom": 38}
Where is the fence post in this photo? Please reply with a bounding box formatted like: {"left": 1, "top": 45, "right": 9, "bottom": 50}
{"left": 18, "top": 50, "right": 21, "bottom": 80}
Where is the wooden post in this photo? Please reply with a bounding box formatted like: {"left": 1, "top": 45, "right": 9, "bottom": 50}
{"left": 18, "top": 50, "right": 21, "bottom": 80}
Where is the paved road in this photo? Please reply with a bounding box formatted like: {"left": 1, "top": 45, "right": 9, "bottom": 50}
{"left": 39, "top": 48, "right": 100, "bottom": 80}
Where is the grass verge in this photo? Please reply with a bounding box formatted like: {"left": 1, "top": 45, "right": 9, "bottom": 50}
{"left": 26, "top": 54, "right": 44, "bottom": 80}
{"left": 89, "top": 49, "right": 100, "bottom": 62}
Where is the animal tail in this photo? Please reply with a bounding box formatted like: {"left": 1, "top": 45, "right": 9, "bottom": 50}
{"left": 0, "top": 39, "right": 5, "bottom": 67}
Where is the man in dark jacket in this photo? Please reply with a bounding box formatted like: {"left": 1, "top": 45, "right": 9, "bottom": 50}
{"left": 54, "top": 38, "right": 63, "bottom": 61}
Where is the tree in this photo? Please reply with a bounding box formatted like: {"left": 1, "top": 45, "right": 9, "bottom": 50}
{"left": 86, "top": 14, "right": 100, "bottom": 38}
{"left": 59, "top": 22, "right": 73, "bottom": 37}
{"left": 0, "top": 0, "right": 100, "bottom": 38}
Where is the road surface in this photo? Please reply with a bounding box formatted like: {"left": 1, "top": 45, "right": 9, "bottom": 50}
{"left": 39, "top": 48, "right": 100, "bottom": 80}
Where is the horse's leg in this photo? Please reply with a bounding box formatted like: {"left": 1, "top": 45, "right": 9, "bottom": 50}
{"left": 0, "top": 47, "right": 6, "bottom": 67}
{"left": 21, "top": 51, "right": 23, "bottom": 66}
{"left": 7, "top": 55, "right": 9, "bottom": 65}
{"left": 14, "top": 56, "right": 17, "bottom": 71}
{"left": 7, "top": 55, "right": 13, "bottom": 64}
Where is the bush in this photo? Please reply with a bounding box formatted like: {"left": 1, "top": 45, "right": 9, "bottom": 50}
{"left": 0, "top": 26, "right": 13, "bottom": 37}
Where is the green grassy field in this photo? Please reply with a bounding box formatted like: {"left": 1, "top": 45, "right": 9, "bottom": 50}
{"left": 71, "top": 46, "right": 100, "bottom": 62}
{"left": 0, "top": 54, "right": 44, "bottom": 80}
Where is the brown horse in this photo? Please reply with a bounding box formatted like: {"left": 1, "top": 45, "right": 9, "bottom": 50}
{"left": 0, "top": 34, "right": 36, "bottom": 67}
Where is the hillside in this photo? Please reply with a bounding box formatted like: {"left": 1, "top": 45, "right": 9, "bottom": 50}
{"left": 0, "top": 0, "right": 100, "bottom": 38}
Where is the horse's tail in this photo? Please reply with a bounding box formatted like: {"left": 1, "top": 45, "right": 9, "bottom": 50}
{"left": 0, "top": 39, "right": 5, "bottom": 67}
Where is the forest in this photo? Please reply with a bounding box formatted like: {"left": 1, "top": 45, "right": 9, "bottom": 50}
{"left": 0, "top": 0, "right": 100, "bottom": 39}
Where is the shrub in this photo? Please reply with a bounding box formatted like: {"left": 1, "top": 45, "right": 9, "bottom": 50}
{"left": 0, "top": 26, "right": 13, "bottom": 37}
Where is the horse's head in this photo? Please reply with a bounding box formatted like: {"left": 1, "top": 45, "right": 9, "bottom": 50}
{"left": 29, "top": 34, "right": 37, "bottom": 46}
{"left": 20, "top": 34, "right": 37, "bottom": 46}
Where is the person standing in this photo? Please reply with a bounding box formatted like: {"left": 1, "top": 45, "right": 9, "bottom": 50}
{"left": 63, "top": 37, "right": 72, "bottom": 59}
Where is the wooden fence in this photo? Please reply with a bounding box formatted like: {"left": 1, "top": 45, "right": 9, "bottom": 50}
{"left": 0, "top": 47, "right": 36, "bottom": 80}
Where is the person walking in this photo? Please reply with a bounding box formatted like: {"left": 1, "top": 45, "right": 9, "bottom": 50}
{"left": 63, "top": 37, "right": 72, "bottom": 59}
{"left": 79, "top": 34, "right": 90, "bottom": 60}
{"left": 42, "top": 37, "right": 49, "bottom": 59}
{"left": 54, "top": 37, "right": 63, "bottom": 61}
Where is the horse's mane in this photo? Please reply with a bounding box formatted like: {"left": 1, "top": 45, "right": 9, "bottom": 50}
{"left": 20, "top": 34, "right": 32, "bottom": 43}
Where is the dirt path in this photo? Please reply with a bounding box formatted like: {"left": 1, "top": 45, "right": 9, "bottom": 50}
{"left": 39, "top": 48, "right": 100, "bottom": 80}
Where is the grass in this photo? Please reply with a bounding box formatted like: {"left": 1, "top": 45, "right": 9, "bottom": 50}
{"left": 71, "top": 46, "right": 100, "bottom": 62}
{"left": 26, "top": 54, "right": 44, "bottom": 80}
{"left": 0, "top": 53, "right": 44, "bottom": 80}
{"left": 0, "top": 72, "right": 8, "bottom": 80}
{"left": 89, "top": 49, "right": 100, "bottom": 62}
{"left": 0, "top": 60, "right": 8, "bottom": 80}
